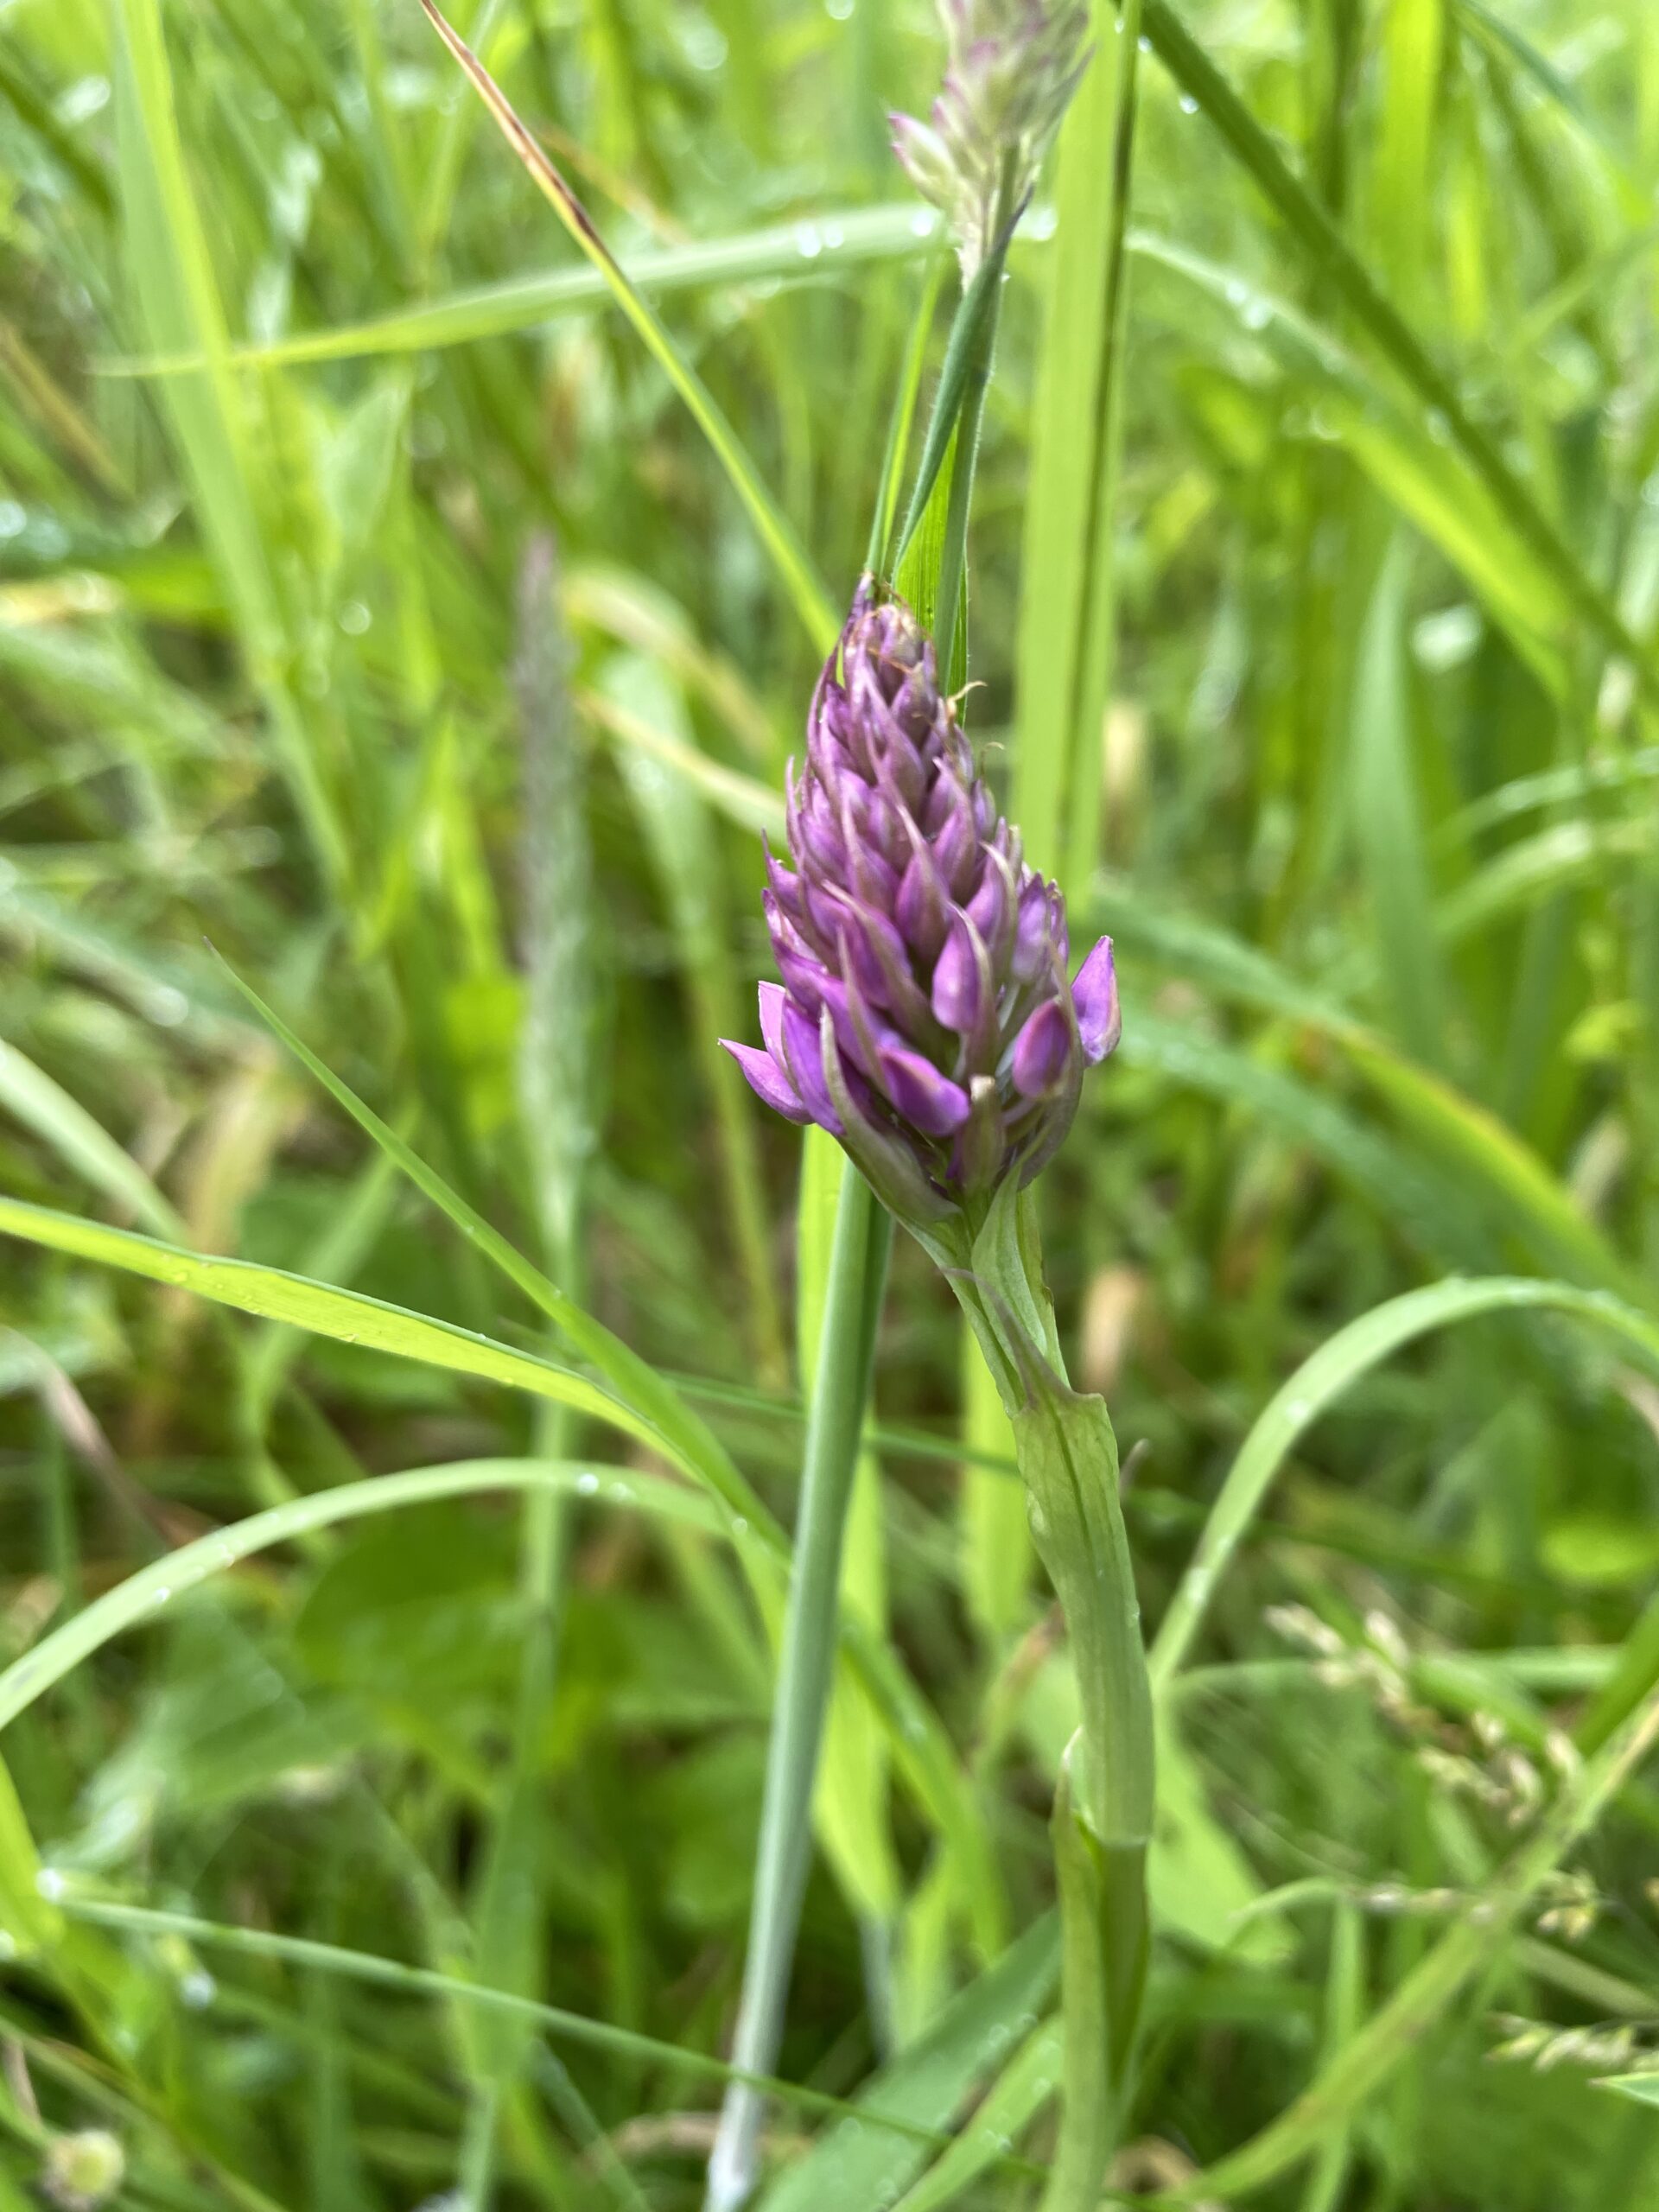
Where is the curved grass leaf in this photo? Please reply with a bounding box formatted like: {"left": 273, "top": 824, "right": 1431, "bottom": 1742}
{"left": 1150, "top": 1275, "right": 1659, "bottom": 1692}
{"left": 0, "top": 1190, "right": 996, "bottom": 1936}
{"left": 0, "top": 1194, "right": 659, "bottom": 1460}
{"left": 0, "top": 1459, "right": 715, "bottom": 1735}
{"left": 100, "top": 204, "right": 947, "bottom": 378}
{"left": 888, "top": 2017, "right": 1062, "bottom": 2212}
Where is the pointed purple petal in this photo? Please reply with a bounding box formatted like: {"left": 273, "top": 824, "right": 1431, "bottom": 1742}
{"left": 1011, "top": 875, "right": 1052, "bottom": 982}
{"left": 877, "top": 1043, "right": 971, "bottom": 1137}
{"left": 721, "top": 1039, "right": 811, "bottom": 1124}
{"left": 758, "top": 981, "right": 791, "bottom": 1065}
{"left": 1010, "top": 998, "right": 1073, "bottom": 1099}
{"left": 930, "top": 912, "right": 983, "bottom": 1033}
{"left": 1071, "top": 937, "right": 1121, "bottom": 1063}
{"left": 781, "top": 998, "right": 843, "bottom": 1135}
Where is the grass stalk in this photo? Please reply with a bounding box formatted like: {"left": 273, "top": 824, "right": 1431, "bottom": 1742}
{"left": 704, "top": 1167, "right": 892, "bottom": 2212}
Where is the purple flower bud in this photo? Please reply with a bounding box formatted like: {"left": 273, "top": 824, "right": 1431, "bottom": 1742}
{"left": 1010, "top": 997, "right": 1073, "bottom": 1098}
{"left": 1071, "top": 935, "right": 1122, "bottom": 1063}
{"left": 730, "top": 582, "right": 1121, "bottom": 1227}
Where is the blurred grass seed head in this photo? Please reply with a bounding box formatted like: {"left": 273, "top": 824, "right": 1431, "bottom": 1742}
{"left": 890, "top": 0, "right": 1091, "bottom": 272}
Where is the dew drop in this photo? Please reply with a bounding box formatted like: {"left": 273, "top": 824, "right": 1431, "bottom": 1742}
{"left": 36, "top": 1868, "right": 65, "bottom": 1902}
{"left": 794, "top": 221, "right": 823, "bottom": 260}
{"left": 576, "top": 1471, "right": 600, "bottom": 1497}
{"left": 181, "top": 1967, "right": 217, "bottom": 2010}
{"left": 1179, "top": 92, "right": 1198, "bottom": 114}
{"left": 731, "top": 1515, "right": 749, "bottom": 1535}
{"left": 909, "top": 209, "right": 937, "bottom": 238}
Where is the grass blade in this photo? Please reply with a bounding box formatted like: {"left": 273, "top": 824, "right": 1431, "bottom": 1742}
{"left": 99, "top": 206, "right": 950, "bottom": 377}
{"left": 418, "top": 0, "right": 839, "bottom": 654}
{"left": 1149, "top": 1274, "right": 1659, "bottom": 1692}
{"left": 108, "top": 0, "right": 349, "bottom": 889}
{"left": 1014, "top": 1, "right": 1142, "bottom": 897}
{"left": 1349, "top": 537, "right": 1446, "bottom": 1069}
{"left": 1183, "top": 1683, "right": 1659, "bottom": 2202}
{"left": 1139, "top": 0, "right": 1656, "bottom": 698}
{"left": 0, "top": 1037, "right": 185, "bottom": 1241}
{"left": 707, "top": 1169, "right": 892, "bottom": 2212}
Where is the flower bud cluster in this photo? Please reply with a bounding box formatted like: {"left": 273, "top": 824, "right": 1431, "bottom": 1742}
{"left": 723, "top": 584, "right": 1119, "bottom": 1228}
{"left": 891, "top": 0, "right": 1090, "bottom": 275}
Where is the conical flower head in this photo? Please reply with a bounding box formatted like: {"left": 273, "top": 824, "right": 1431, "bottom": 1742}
{"left": 722, "top": 583, "right": 1120, "bottom": 1229}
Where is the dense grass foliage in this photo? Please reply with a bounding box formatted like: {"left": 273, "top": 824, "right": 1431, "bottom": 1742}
{"left": 3, "top": 0, "right": 1659, "bottom": 2205}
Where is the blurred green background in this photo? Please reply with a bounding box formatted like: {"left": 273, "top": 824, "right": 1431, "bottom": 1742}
{"left": 3, "top": 0, "right": 1659, "bottom": 2204}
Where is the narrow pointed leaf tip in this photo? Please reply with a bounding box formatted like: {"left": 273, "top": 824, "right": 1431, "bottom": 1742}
{"left": 727, "top": 583, "right": 1122, "bottom": 1230}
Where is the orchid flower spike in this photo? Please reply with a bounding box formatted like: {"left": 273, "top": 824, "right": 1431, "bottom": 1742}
{"left": 721, "top": 582, "right": 1120, "bottom": 1231}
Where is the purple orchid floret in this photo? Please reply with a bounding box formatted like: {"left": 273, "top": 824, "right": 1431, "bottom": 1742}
{"left": 721, "top": 582, "right": 1119, "bottom": 1227}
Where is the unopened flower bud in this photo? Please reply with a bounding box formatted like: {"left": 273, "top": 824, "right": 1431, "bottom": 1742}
{"left": 892, "top": 0, "right": 1091, "bottom": 275}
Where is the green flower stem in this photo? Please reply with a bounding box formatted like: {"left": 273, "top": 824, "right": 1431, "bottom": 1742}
{"left": 933, "top": 1184, "right": 1154, "bottom": 2210}
{"left": 706, "top": 1166, "right": 893, "bottom": 2212}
